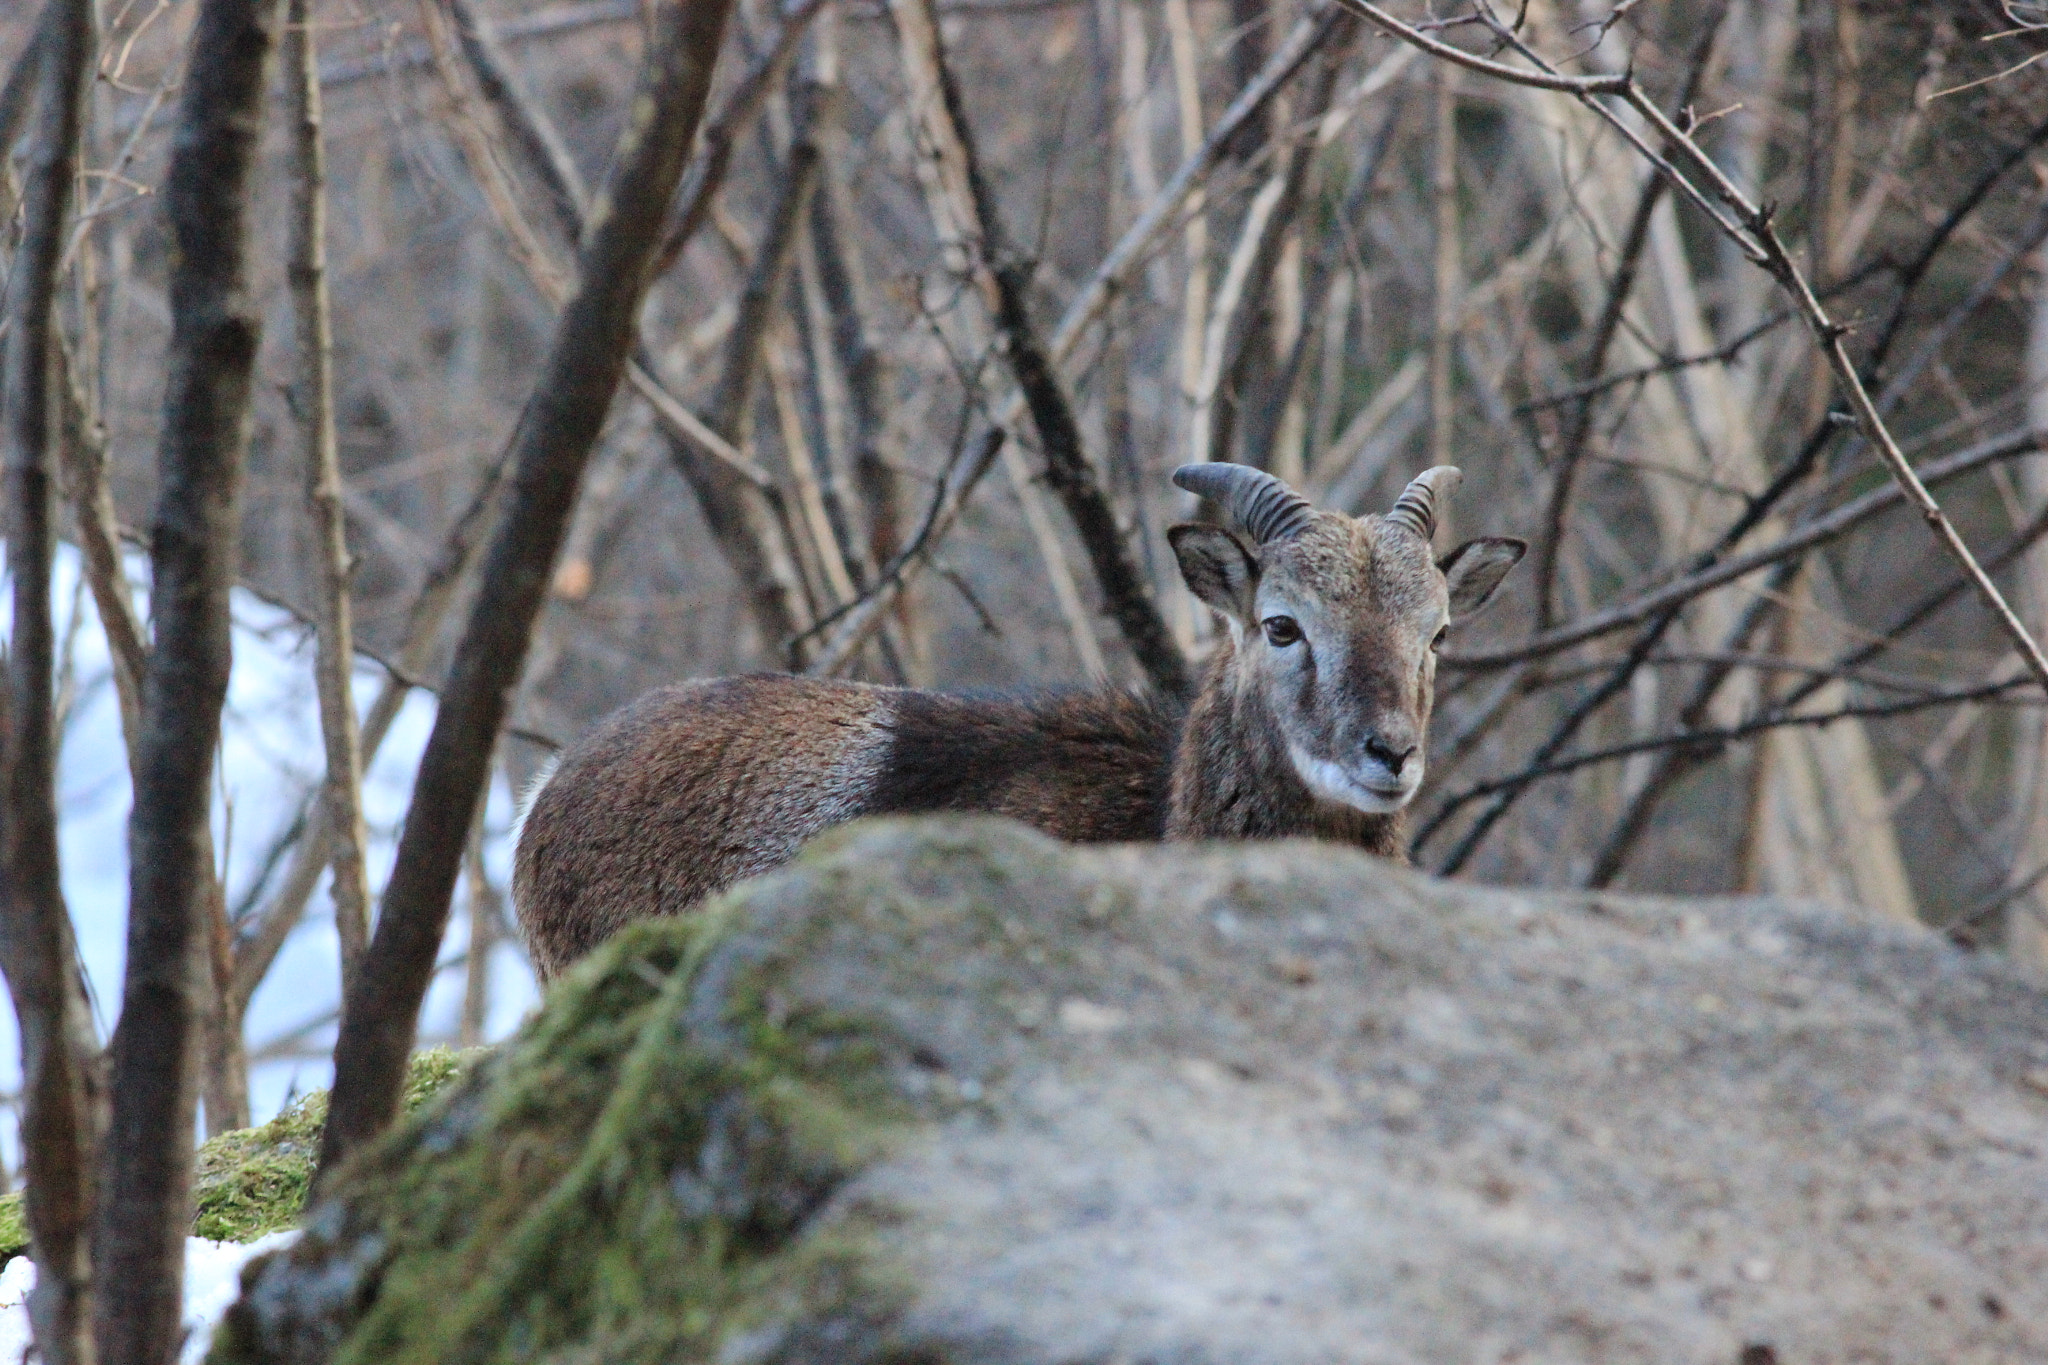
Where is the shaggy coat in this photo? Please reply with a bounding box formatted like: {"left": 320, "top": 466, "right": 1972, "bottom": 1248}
{"left": 513, "top": 678, "right": 1179, "bottom": 976}
{"left": 514, "top": 465, "right": 1523, "bottom": 978}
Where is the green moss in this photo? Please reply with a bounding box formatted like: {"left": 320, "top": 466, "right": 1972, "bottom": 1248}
{"left": 0, "top": 1192, "right": 23, "bottom": 1264}
{"left": 216, "top": 886, "right": 945, "bottom": 1365}
{"left": 0, "top": 1047, "right": 481, "bottom": 1262}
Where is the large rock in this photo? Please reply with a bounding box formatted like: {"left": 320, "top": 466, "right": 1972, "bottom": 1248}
{"left": 215, "top": 817, "right": 2048, "bottom": 1364}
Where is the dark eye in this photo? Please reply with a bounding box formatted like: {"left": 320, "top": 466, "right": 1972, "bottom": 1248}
{"left": 1263, "top": 616, "right": 1302, "bottom": 648}
{"left": 1431, "top": 625, "right": 1448, "bottom": 650}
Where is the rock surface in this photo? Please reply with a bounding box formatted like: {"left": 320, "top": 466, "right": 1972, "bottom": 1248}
{"left": 216, "top": 817, "right": 2048, "bottom": 1364}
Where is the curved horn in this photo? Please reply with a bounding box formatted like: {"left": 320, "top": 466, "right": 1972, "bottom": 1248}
{"left": 1171, "top": 463, "right": 1315, "bottom": 545}
{"left": 1384, "top": 465, "right": 1463, "bottom": 542}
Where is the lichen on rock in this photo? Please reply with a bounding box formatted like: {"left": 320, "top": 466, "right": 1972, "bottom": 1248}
{"left": 215, "top": 816, "right": 2048, "bottom": 1365}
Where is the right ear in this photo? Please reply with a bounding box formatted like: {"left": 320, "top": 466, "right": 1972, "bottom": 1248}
{"left": 1169, "top": 524, "right": 1261, "bottom": 624}
{"left": 1439, "top": 536, "right": 1525, "bottom": 618}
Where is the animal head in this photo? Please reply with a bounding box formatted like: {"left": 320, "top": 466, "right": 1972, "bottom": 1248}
{"left": 1168, "top": 464, "right": 1524, "bottom": 815}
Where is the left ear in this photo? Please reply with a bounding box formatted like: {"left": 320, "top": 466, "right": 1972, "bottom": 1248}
{"left": 1440, "top": 537, "right": 1526, "bottom": 618}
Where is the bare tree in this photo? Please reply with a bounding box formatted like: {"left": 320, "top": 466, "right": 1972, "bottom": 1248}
{"left": 0, "top": 5, "right": 102, "bottom": 1362}
{"left": 888, "top": 0, "right": 1192, "bottom": 697}
{"left": 8, "top": 11, "right": 2048, "bottom": 1313}
{"left": 95, "top": 0, "right": 281, "bottom": 1359}
{"left": 317, "top": 0, "right": 740, "bottom": 1179}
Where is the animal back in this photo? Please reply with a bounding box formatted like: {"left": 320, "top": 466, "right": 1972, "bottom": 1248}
{"left": 513, "top": 676, "right": 893, "bottom": 977}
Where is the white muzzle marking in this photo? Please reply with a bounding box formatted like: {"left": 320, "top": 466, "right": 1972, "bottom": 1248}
{"left": 1287, "top": 744, "right": 1422, "bottom": 815}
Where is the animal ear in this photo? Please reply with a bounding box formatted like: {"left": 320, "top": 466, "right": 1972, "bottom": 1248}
{"left": 1440, "top": 537, "right": 1526, "bottom": 618}
{"left": 1169, "top": 524, "right": 1261, "bottom": 623}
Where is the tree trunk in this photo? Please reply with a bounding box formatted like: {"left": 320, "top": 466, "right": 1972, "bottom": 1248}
{"left": 317, "top": 0, "right": 739, "bottom": 1182}
{"left": 0, "top": 5, "right": 104, "bottom": 1362}
{"left": 96, "top": 0, "right": 281, "bottom": 1357}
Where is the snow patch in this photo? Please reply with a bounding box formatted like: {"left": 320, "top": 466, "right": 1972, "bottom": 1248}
{"left": 0, "top": 1231, "right": 298, "bottom": 1364}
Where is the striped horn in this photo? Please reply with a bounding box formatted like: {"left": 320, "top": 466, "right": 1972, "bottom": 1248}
{"left": 1385, "top": 466, "right": 1462, "bottom": 542}
{"left": 1171, "top": 463, "right": 1315, "bottom": 545}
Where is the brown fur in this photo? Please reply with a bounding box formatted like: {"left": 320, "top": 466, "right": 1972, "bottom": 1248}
{"left": 513, "top": 676, "right": 1181, "bottom": 978}
{"left": 512, "top": 676, "right": 892, "bottom": 976}
{"left": 1166, "top": 635, "right": 1403, "bottom": 856}
{"left": 515, "top": 477, "right": 1522, "bottom": 979}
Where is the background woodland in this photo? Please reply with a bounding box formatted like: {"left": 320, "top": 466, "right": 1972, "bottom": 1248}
{"left": 5, "top": 0, "right": 2048, "bottom": 1354}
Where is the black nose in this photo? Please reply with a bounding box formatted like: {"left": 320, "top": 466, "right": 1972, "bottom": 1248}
{"left": 1364, "top": 735, "right": 1418, "bottom": 776}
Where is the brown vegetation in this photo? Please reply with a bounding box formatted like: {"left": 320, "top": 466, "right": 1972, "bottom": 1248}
{"left": 5, "top": 0, "right": 2048, "bottom": 1352}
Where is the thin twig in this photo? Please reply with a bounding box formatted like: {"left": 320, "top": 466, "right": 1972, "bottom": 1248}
{"left": 1516, "top": 308, "right": 1793, "bottom": 417}
{"left": 803, "top": 428, "right": 1008, "bottom": 676}
{"left": 1337, "top": 0, "right": 2048, "bottom": 695}
{"left": 1441, "top": 427, "right": 2047, "bottom": 669}
{"left": 287, "top": 0, "right": 374, "bottom": 995}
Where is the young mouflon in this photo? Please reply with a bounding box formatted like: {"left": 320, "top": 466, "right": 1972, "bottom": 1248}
{"left": 513, "top": 464, "right": 1524, "bottom": 978}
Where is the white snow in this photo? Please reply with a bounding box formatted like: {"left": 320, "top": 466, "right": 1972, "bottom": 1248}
{"left": 0, "top": 544, "right": 541, "bottom": 1171}
{"left": 0, "top": 541, "right": 547, "bottom": 1341}
{"left": 0, "top": 1231, "right": 300, "bottom": 1364}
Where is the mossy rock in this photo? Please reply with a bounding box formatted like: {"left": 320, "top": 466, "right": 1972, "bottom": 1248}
{"left": 0, "top": 1047, "right": 479, "bottom": 1265}
{"left": 210, "top": 849, "right": 938, "bottom": 1365}
{"left": 215, "top": 816, "right": 2048, "bottom": 1365}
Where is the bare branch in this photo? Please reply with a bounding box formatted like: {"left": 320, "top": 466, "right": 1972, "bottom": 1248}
{"left": 1530, "top": 6, "right": 1727, "bottom": 628}
{"left": 413, "top": 0, "right": 570, "bottom": 301}
{"left": 1443, "top": 427, "right": 2048, "bottom": 669}
{"left": 1427, "top": 61, "right": 1457, "bottom": 471}
{"left": 1583, "top": 565, "right": 1790, "bottom": 887}
{"left": 1194, "top": 27, "right": 1354, "bottom": 470}
{"left": 441, "top": 0, "right": 588, "bottom": 241}
{"left": 287, "top": 0, "right": 373, "bottom": 995}
{"left": 688, "top": 102, "right": 823, "bottom": 661}
{"left": 805, "top": 72, "right": 904, "bottom": 590}
{"left": 1048, "top": 0, "right": 1347, "bottom": 368}
{"left": 1339, "top": 0, "right": 2048, "bottom": 696}
{"left": 1333, "top": 0, "right": 1628, "bottom": 93}
{"left": 0, "top": 2, "right": 48, "bottom": 162}
{"left": 319, "top": 0, "right": 738, "bottom": 1180}
{"left": 53, "top": 336, "right": 143, "bottom": 754}
{"left": 1429, "top": 492, "right": 2048, "bottom": 868}
{"left": 457, "top": 813, "right": 500, "bottom": 1050}
{"left": 1425, "top": 675, "right": 2040, "bottom": 809}
{"left": 423, "top": 0, "right": 815, "bottom": 659}
{"left": 890, "top": 0, "right": 1191, "bottom": 694}
{"left": 319, "top": 0, "right": 638, "bottom": 89}
{"left": 803, "top": 428, "right": 1008, "bottom": 677}
{"left": 648, "top": 0, "right": 829, "bottom": 281}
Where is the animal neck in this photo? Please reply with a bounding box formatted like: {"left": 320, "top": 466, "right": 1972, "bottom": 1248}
{"left": 1164, "top": 639, "right": 1404, "bottom": 859}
